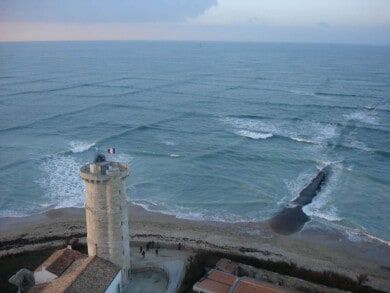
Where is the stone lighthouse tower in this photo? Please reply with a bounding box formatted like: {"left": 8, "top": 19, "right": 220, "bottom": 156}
{"left": 80, "top": 155, "right": 130, "bottom": 288}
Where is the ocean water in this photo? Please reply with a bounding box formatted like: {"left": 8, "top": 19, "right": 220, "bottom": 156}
{"left": 0, "top": 41, "right": 389, "bottom": 243}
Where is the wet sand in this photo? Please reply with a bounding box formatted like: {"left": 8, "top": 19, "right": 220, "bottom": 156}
{"left": 0, "top": 204, "right": 389, "bottom": 290}
{"left": 268, "top": 206, "right": 309, "bottom": 235}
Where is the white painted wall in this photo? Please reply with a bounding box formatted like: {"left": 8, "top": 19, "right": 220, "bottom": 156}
{"left": 105, "top": 271, "right": 121, "bottom": 293}
{"left": 34, "top": 267, "right": 57, "bottom": 284}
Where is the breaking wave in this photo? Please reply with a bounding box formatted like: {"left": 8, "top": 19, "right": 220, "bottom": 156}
{"left": 131, "top": 199, "right": 257, "bottom": 223}
{"left": 69, "top": 141, "right": 95, "bottom": 153}
{"left": 302, "top": 163, "right": 342, "bottom": 222}
{"left": 236, "top": 130, "right": 273, "bottom": 140}
{"left": 290, "top": 137, "right": 319, "bottom": 145}
{"left": 344, "top": 111, "right": 379, "bottom": 125}
{"left": 222, "top": 117, "right": 338, "bottom": 145}
{"left": 345, "top": 229, "right": 390, "bottom": 247}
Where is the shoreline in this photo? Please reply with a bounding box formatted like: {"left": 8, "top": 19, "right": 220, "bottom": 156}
{"left": 0, "top": 204, "right": 389, "bottom": 290}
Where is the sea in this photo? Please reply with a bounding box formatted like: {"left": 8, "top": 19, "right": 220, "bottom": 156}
{"left": 0, "top": 41, "right": 389, "bottom": 245}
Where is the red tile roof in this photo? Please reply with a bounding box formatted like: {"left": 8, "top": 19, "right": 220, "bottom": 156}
{"left": 29, "top": 248, "right": 121, "bottom": 293}
{"left": 46, "top": 248, "right": 84, "bottom": 276}
{"left": 193, "top": 269, "right": 238, "bottom": 293}
{"left": 195, "top": 278, "right": 231, "bottom": 293}
{"left": 208, "top": 270, "right": 237, "bottom": 286}
{"left": 233, "top": 277, "right": 289, "bottom": 293}
{"left": 193, "top": 270, "right": 290, "bottom": 293}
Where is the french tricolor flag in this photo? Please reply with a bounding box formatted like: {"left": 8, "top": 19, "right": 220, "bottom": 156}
{"left": 107, "top": 148, "right": 116, "bottom": 154}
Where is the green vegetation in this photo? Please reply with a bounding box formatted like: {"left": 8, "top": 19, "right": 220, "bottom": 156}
{"left": 180, "top": 250, "right": 383, "bottom": 293}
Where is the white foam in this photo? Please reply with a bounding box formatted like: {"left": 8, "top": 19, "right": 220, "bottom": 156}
{"left": 173, "top": 208, "right": 253, "bottom": 223}
{"left": 69, "top": 141, "right": 95, "bottom": 153}
{"left": 290, "top": 137, "right": 318, "bottom": 144}
{"left": 308, "top": 122, "right": 338, "bottom": 144}
{"left": 222, "top": 117, "right": 338, "bottom": 145}
{"left": 110, "top": 153, "right": 134, "bottom": 165}
{"left": 223, "top": 117, "right": 277, "bottom": 134}
{"left": 347, "top": 139, "right": 373, "bottom": 152}
{"left": 316, "top": 160, "right": 354, "bottom": 173}
{"left": 132, "top": 199, "right": 173, "bottom": 214}
{"left": 0, "top": 208, "right": 39, "bottom": 218}
{"left": 131, "top": 199, "right": 255, "bottom": 223}
{"left": 287, "top": 122, "right": 338, "bottom": 145}
{"left": 170, "top": 154, "right": 180, "bottom": 157}
{"left": 302, "top": 163, "right": 342, "bottom": 222}
{"left": 308, "top": 206, "right": 342, "bottom": 222}
{"left": 283, "top": 170, "right": 315, "bottom": 203}
{"left": 345, "top": 229, "right": 390, "bottom": 247}
{"left": 315, "top": 160, "right": 339, "bottom": 169}
{"left": 236, "top": 130, "right": 273, "bottom": 140}
{"left": 302, "top": 217, "right": 390, "bottom": 247}
{"left": 161, "top": 139, "right": 177, "bottom": 146}
{"left": 362, "top": 232, "right": 390, "bottom": 247}
{"left": 344, "top": 111, "right": 379, "bottom": 125}
{"left": 221, "top": 118, "right": 274, "bottom": 139}
{"left": 36, "top": 155, "right": 85, "bottom": 209}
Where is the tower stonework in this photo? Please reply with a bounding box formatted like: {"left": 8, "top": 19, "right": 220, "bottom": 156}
{"left": 80, "top": 160, "right": 130, "bottom": 288}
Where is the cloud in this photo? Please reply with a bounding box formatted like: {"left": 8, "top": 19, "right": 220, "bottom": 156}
{"left": 0, "top": 0, "right": 217, "bottom": 23}
{"left": 188, "top": 0, "right": 390, "bottom": 27}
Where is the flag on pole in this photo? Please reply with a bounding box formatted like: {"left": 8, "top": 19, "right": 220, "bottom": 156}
{"left": 107, "top": 148, "right": 116, "bottom": 154}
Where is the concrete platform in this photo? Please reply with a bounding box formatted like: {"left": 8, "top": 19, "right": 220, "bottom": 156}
{"left": 125, "top": 245, "right": 194, "bottom": 293}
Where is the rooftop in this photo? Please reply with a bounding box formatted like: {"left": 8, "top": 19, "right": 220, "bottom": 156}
{"left": 67, "top": 257, "right": 120, "bottom": 292}
{"left": 29, "top": 248, "right": 121, "bottom": 293}
{"left": 193, "top": 270, "right": 237, "bottom": 293}
{"left": 193, "top": 269, "right": 290, "bottom": 293}
{"left": 43, "top": 248, "right": 84, "bottom": 276}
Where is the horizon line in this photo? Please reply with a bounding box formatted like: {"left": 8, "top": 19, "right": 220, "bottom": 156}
{"left": 1, "top": 39, "right": 389, "bottom": 47}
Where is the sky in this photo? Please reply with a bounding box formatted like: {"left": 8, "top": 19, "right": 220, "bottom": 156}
{"left": 0, "top": 0, "right": 389, "bottom": 44}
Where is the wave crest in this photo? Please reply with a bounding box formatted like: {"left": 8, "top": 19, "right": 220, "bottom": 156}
{"left": 236, "top": 130, "right": 273, "bottom": 140}
{"left": 222, "top": 117, "right": 338, "bottom": 145}
{"left": 290, "top": 137, "right": 318, "bottom": 145}
{"left": 69, "top": 141, "right": 95, "bottom": 153}
{"left": 344, "top": 111, "right": 379, "bottom": 125}
{"left": 302, "top": 164, "right": 341, "bottom": 222}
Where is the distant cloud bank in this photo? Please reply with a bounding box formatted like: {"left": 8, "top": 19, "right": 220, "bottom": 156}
{"left": 0, "top": 0, "right": 217, "bottom": 23}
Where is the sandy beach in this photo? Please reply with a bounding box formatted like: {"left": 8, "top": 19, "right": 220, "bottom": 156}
{"left": 0, "top": 204, "right": 389, "bottom": 291}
